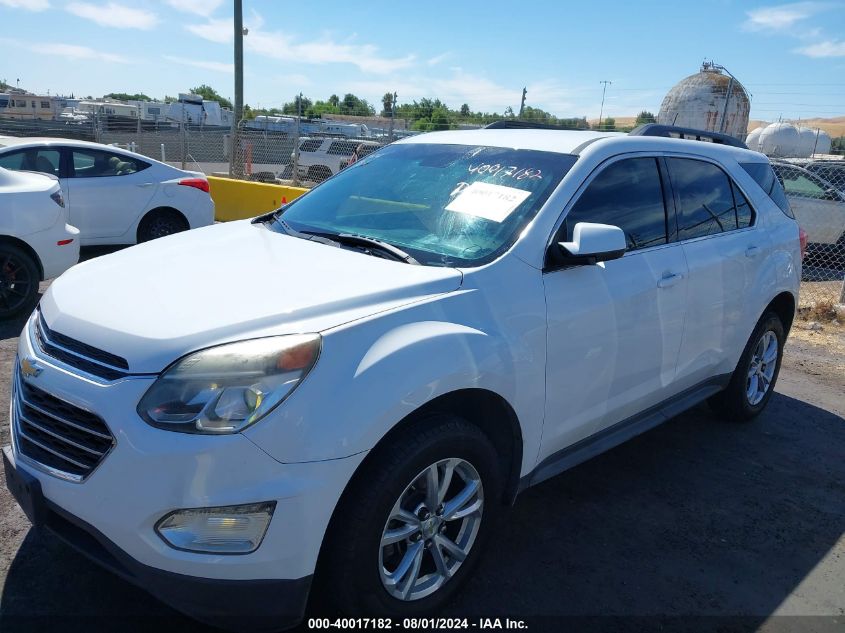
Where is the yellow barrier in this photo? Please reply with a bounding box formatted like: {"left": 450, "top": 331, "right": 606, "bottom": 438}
{"left": 208, "top": 176, "right": 308, "bottom": 222}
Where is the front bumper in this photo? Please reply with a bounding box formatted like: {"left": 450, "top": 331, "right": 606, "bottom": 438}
{"left": 3, "top": 446, "right": 310, "bottom": 631}
{"left": 6, "top": 317, "right": 368, "bottom": 628}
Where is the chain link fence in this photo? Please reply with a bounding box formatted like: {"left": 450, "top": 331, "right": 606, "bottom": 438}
{"left": 769, "top": 159, "right": 845, "bottom": 310}
{"left": 1, "top": 111, "right": 843, "bottom": 309}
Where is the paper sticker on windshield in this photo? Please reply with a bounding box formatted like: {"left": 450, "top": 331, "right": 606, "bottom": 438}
{"left": 445, "top": 182, "right": 531, "bottom": 223}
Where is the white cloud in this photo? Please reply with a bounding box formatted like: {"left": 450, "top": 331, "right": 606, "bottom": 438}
{"left": 66, "top": 1, "right": 158, "bottom": 29}
{"left": 164, "top": 0, "right": 222, "bottom": 17}
{"left": 162, "top": 54, "right": 233, "bottom": 73}
{"left": 743, "top": 2, "right": 824, "bottom": 32}
{"left": 795, "top": 39, "right": 845, "bottom": 57}
{"left": 186, "top": 11, "right": 412, "bottom": 75}
{"left": 0, "top": 38, "right": 128, "bottom": 63}
{"left": 0, "top": 0, "right": 49, "bottom": 10}
{"left": 186, "top": 16, "right": 232, "bottom": 42}
{"left": 427, "top": 52, "right": 450, "bottom": 66}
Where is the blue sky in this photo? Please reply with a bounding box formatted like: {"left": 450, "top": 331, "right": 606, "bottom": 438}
{"left": 2, "top": 0, "right": 844, "bottom": 121}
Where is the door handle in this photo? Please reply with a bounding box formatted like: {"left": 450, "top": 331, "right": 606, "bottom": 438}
{"left": 136, "top": 182, "right": 155, "bottom": 188}
{"left": 657, "top": 272, "right": 684, "bottom": 289}
{"left": 745, "top": 246, "right": 760, "bottom": 258}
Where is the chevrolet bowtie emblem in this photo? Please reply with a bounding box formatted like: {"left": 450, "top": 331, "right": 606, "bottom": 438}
{"left": 20, "top": 357, "right": 43, "bottom": 378}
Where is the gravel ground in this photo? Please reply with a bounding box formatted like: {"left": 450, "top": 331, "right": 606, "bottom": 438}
{"left": 0, "top": 272, "right": 842, "bottom": 633}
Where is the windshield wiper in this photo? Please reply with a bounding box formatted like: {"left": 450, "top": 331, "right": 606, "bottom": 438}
{"left": 300, "top": 230, "right": 420, "bottom": 265}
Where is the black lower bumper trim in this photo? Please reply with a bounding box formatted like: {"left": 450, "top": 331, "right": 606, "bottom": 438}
{"left": 4, "top": 449, "right": 311, "bottom": 632}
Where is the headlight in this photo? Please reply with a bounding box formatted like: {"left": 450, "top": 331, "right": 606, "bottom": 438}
{"left": 138, "top": 335, "right": 320, "bottom": 434}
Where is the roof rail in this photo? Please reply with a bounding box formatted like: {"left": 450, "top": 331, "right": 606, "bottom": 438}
{"left": 630, "top": 123, "right": 748, "bottom": 149}
{"left": 484, "top": 120, "right": 587, "bottom": 131}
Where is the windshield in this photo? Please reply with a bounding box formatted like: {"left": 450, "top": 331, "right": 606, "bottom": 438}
{"left": 271, "top": 143, "right": 577, "bottom": 266}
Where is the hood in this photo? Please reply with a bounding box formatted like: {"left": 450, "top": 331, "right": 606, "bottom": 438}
{"left": 41, "top": 221, "right": 462, "bottom": 373}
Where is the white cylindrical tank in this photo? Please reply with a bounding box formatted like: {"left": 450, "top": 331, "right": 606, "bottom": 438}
{"left": 758, "top": 123, "right": 801, "bottom": 158}
{"left": 657, "top": 61, "right": 751, "bottom": 140}
{"left": 745, "top": 127, "right": 764, "bottom": 151}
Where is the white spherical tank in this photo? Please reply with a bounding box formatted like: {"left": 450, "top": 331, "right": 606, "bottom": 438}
{"left": 758, "top": 123, "right": 801, "bottom": 158}
{"left": 797, "top": 127, "right": 818, "bottom": 156}
{"left": 746, "top": 127, "right": 764, "bottom": 151}
{"left": 657, "top": 62, "right": 751, "bottom": 139}
{"left": 809, "top": 128, "right": 832, "bottom": 155}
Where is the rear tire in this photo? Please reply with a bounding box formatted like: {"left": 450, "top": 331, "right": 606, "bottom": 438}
{"left": 320, "top": 414, "right": 502, "bottom": 617}
{"left": 708, "top": 311, "right": 785, "bottom": 422}
{"left": 0, "top": 245, "right": 40, "bottom": 320}
{"left": 137, "top": 209, "right": 188, "bottom": 243}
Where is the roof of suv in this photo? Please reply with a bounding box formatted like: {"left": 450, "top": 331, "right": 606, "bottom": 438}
{"left": 398, "top": 129, "right": 767, "bottom": 163}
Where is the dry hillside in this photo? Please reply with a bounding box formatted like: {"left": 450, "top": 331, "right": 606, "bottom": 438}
{"left": 748, "top": 116, "right": 845, "bottom": 138}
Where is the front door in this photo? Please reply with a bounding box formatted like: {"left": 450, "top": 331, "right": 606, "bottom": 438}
{"left": 540, "top": 156, "right": 688, "bottom": 462}
{"left": 63, "top": 147, "right": 157, "bottom": 242}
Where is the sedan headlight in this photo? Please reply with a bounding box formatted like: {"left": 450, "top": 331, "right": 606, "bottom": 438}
{"left": 138, "top": 335, "right": 320, "bottom": 434}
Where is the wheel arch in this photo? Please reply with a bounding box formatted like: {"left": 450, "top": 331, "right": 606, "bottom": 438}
{"left": 349, "top": 388, "right": 523, "bottom": 508}
{"left": 765, "top": 290, "right": 796, "bottom": 336}
{"left": 136, "top": 206, "right": 189, "bottom": 242}
{"left": 0, "top": 235, "right": 44, "bottom": 280}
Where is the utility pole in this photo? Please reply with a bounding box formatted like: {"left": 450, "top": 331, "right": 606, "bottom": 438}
{"left": 230, "top": 0, "right": 244, "bottom": 178}
{"left": 292, "top": 92, "right": 302, "bottom": 186}
{"left": 388, "top": 91, "right": 397, "bottom": 141}
{"left": 518, "top": 87, "right": 527, "bottom": 118}
{"left": 598, "top": 80, "right": 611, "bottom": 130}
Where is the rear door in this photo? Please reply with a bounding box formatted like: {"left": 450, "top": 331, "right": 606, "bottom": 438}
{"left": 540, "top": 155, "right": 688, "bottom": 457}
{"left": 64, "top": 147, "right": 157, "bottom": 241}
{"left": 666, "top": 156, "right": 766, "bottom": 389}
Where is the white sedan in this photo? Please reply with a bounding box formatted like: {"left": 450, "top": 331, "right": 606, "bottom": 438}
{"left": 0, "top": 167, "right": 79, "bottom": 318}
{"left": 0, "top": 137, "right": 214, "bottom": 245}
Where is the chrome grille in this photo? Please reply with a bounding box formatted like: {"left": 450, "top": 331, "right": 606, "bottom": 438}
{"left": 34, "top": 310, "right": 129, "bottom": 381}
{"left": 12, "top": 370, "right": 115, "bottom": 481}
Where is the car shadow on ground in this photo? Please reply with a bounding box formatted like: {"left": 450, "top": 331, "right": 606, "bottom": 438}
{"left": 1, "top": 392, "right": 843, "bottom": 632}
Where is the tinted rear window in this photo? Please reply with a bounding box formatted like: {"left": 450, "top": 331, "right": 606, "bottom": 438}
{"left": 740, "top": 162, "right": 794, "bottom": 219}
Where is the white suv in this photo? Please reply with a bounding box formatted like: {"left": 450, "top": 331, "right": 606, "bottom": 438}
{"left": 294, "top": 137, "right": 382, "bottom": 182}
{"left": 3, "top": 126, "right": 800, "bottom": 629}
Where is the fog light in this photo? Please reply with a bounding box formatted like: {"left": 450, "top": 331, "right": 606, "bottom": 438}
{"left": 155, "top": 501, "right": 276, "bottom": 554}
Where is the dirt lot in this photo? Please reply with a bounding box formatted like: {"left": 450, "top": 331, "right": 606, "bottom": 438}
{"left": 0, "top": 275, "right": 843, "bottom": 633}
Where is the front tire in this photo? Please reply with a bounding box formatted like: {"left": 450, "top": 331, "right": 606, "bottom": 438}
{"left": 709, "top": 311, "right": 785, "bottom": 422}
{"left": 321, "top": 414, "right": 502, "bottom": 616}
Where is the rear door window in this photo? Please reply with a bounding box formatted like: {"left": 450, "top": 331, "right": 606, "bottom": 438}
{"left": 667, "top": 158, "right": 743, "bottom": 239}
{"left": 740, "top": 162, "right": 793, "bottom": 219}
{"left": 70, "top": 149, "right": 148, "bottom": 177}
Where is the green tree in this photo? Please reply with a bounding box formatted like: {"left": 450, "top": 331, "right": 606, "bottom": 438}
{"left": 600, "top": 117, "right": 616, "bottom": 131}
{"left": 282, "top": 94, "right": 313, "bottom": 115}
{"left": 381, "top": 92, "right": 395, "bottom": 117}
{"left": 460, "top": 103, "right": 470, "bottom": 117}
{"left": 105, "top": 92, "right": 152, "bottom": 102}
{"left": 503, "top": 106, "right": 515, "bottom": 118}
{"left": 189, "top": 84, "right": 233, "bottom": 110}
{"left": 430, "top": 107, "right": 451, "bottom": 131}
{"left": 635, "top": 110, "right": 656, "bottom": 126}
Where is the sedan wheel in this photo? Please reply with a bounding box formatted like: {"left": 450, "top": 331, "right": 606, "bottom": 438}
{"left": 379, "top": 458, "right": 484, "bottom": 601}
{"left": 0, "top": 247, "right": 39, "bottom": 319}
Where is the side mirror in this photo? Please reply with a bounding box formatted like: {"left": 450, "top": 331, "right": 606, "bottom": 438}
{"left": 557, "top": 222, "right": 627, "bottom": 265}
